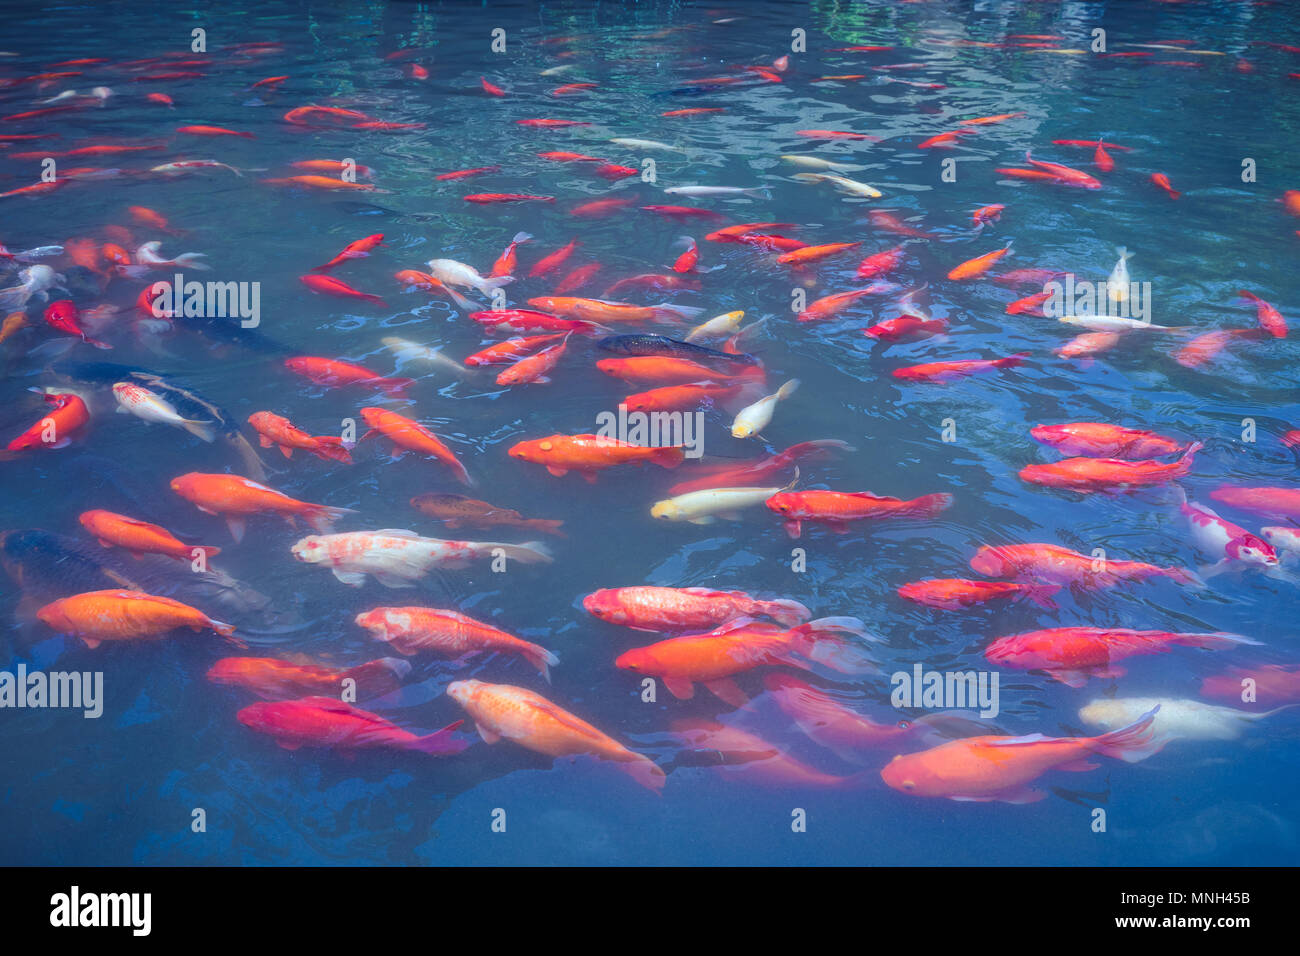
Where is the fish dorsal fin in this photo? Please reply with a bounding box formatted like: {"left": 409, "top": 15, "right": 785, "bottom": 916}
{"left": 705, "top": 615, "right": 760, "bottom": 637}
{"left": 985, "top": 733, "right": 1053, "bottom": 748}
{"left": 372, "top": 529, "right": 421, "bottom": 537}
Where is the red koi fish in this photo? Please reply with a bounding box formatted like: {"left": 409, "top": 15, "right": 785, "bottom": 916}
{"left": 238, "top": 698, "right": 466, "bottom": 755}
{"left": 311, "top": 234, "right": 384, "bottom": 272}
{"left": 892, "top": 353, "right": 1027, "bottom": 383}
{"left": 765, "top": 489, "right": 953, "bottom": 538}
{"left": 1020, "top": 442, "right": 1202, "bottom": 492}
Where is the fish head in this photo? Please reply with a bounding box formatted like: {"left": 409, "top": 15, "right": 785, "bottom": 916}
{"left": 765, "top": 492, "right": 795, "bottom": 515}
{"left": 354, "top": 608, "right": 410, "bottom": 639}
{"left": 581, "top": 590, "right": 629, "bottom": 624}
{"left": 1227, "top": 534, "right": 1278, "bottom": 567}
{"left": 446, "top": 679, "right": 479, "bottom": 706}
{"left": 731, "top": 421, "right": 756, "bottom": 439}
{"left": 613, "top": 647, "right": 652, "bottom": 672}
{"left": 291, "top": 535, "right": 328, "bottom": 564}
{"left": 879, "top": 752, "right": 926, "bottom": 795}
{"left": 235, "top": 702, "right": 275, "bottom": 732}
{"left": 650, "top": 499, "right": 679, "bottom": 520}
{"left": 968, "top": 546, "right": 1011, "bottom": 577}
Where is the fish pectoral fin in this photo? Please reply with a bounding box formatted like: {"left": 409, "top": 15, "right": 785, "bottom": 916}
{"left": 545, "top": 466, "right": 568, "bottom": 477}
{"left": 331, "top": 569, "right": 369, "bottom": 586}
{"left": 258, "top": 434, "right": 273, "bottom": 448}
{"left": 1057, "top": 757, "right": 1100, "bottom": 772}
{"left": 686, "top": 516, "right": 716, "bottom": 525}
{"left": 225, "top": 516, "right": 247, "bottom": 543}
{"left": 372, "top": 572, "right": 417, "bottom": 588}
{"left": 1047, "top": 668, "right": 1094, "bottom": 688}
{"left": 662, "top": 676, "right": 695, "bottom": 700}
{"left": 275, "top": 740, "right": 302, "bottom": 751}
{"left": 475, "top": 722, "right": 502, "bottom": 744}
{"left": 704, "top": 678, "right": 749, "bottom": 708}
{"left": 82, "top": 637, "right": 101, "bottom": 650}
{"left": 279, "top": 445, "right": 294, "bottom": 459}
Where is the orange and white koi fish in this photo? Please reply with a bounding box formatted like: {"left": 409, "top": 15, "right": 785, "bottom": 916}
{"left": 170, "top": 472, "right": 354, "bottom": 541}
{"left": 355, "top": 607, "right": 558, "bottom": 680}
{"left": 37, "top": 589, "right": 241, "bottom": 648}
{"left": 447, "top": 679, "right": 664, "bottom": 790}
{"left": 291, "top": 530, "right": 551, "bottom": 586}
{"left": 583, "top": 586, "right": 810, "bottom": 631}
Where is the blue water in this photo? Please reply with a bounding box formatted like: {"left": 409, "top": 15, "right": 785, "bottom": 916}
{"left": 1, "top": 0, "right": 1299, "bottom": 866}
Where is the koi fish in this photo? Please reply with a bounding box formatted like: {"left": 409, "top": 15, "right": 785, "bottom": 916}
{"left": 863, "top": 314, "right": 948, "bottom": 342}
{"left": 796, "top": 287, "right": 887, "bottom": 323}
{"left": 490, "top": 231, "right": 533, "bottom": 277}
{"left": 299, "top": 274, "right": 386, "bottom": 305}
{"left": 880, "top": 708, "right": 1161, "bottom": 803}
{"left": 766, "top": 489, "right": 952, "bottom": 538}
{"left": 78, "top": 510, "right": 219, "bottom": 565}
{"left": 112, "top": 382, "right": 214, "bottom": 442}
{"left": 283, "top": 356, "right": 413, "bottom": 395}
{"left": 1151, "top": 172, "right": 1181, "bottom": 199}
{"left": 1178, "top": 492, "right": 1280, "bottom": 575}
{"left": 615, "top": 616, "right": 878, "bottom": 706}
{"left": 469, "top": 309, "right": 604, "bottom": 336}
{"left": 731, "top": 378, "right": 799, "bottom": 438}
{"left": 311, "top": 233, "right": 385, "bottom": 271}
{"left": 595, "top": 356, "right": 761, "bottom": 386}
{"left": 892, "top": 353, "right": 1027, "bottom": 383}
{"left": 359, "top": 407, "right": 471, "bottom": 485}
{"left": 292, "top": 530, "right": 550, "bottom": 587}
{"left": 583, "top": 586, "right": 809, "bottom": 631}
{"left": 529, "top": 297, "right": 701, "bottom": 325}
{"left": 1029, "top": 423, "right": 1188, "bottom": 459}
{"left": 897, "top": 579, "right": 1060, "bottom": 610}
{"left": 177, "top": 124, "right": 254, "bottom": 138}
{"left": 447, "top": 679, "right": 664, "bottom": 791}
{"left": 247, "top": 411, "right": 352, "bottom": 463}
{"left": 948, "top": 244, "right": 1012, "bottom": 280}
{"left": 496, "top": 335, "right": 570, "bottom": 386}
{"left": 985, "top": 628, "right": 1260, "bottom": 687}
{"left": 666, "top": 439, "right": 853, "bottom": 495}
{"left": 970, "top": 543, "right": 1199, "bottom": 588}
{"left": 37, "top": 589, "right": 241, "bottom": 648}
{"left": 509, "top": 433, "right": 685, "bottom": 481}
{"left": 409, "top": 493, "right": 564, "bottom": 537}
{"left": 1238, "top": 290, "right": 1288, "bottom": 338}
{"left": 43, "top": 300, "right": 110, "bottom": 349}
{"left": 7, "top": 391, "right": 89, "bottom": 451}
{"left": 1208, "top": 485, "right": 1300, "bottom": 524}
{"left": 355, "top": 607, "right": 558, "bottom": 680}
{"left": 1019, "top": 442, "right": 1202, "bottom": 492}
{"left": 651, "top": 472, "right": 799, "bottom": 525}
{"left": 237, "top": 698, "right": 465, "bottom": 755}
{"left": 170, "top": 472, "right": 354, "bottom": 541}
{"left": 209, "top": 656, "right": 409, "bottom": 700}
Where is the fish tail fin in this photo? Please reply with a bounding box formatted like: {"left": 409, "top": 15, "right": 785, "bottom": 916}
{"left": 410, "top": 719, "right": 470, "bottom": 756}
{"left": 1163, "top": 565, "right": 1205, "bottom": 587}
{"left": 182, "top": 418, "right": 217, "bottom": 443}
{"left": 511, "top": 231, "right": 534, "bottom": 244}
{"left": 191, "top": 545, "right": 222, "bottom": 562}
{"left": 521, "top": 642, "right": 560, "bottom": 682}
{"left": 761, "top": 597, "right": 812, "bottom": 627}
{"left": 447, "top": 286, "right": 476, "bottom": 311}
{"left": 775, "top": 378, "right": 800, "bottom": 401}
{"left": 619, "top": 753, "right": 667, "bottom": 793}
{"left": 1177, "top": 441, "right": 1204, "bottom": 474}
{"left": 652, "top": 446, "right": 686, "bottom": 469}
{"left": 1177, "top": 631, "right": 1264, "bottom": 650}
{"left": 494, "top": 541, "right": 554, "bottom": 565}
{"left": 362, "top": 293, "right": 388, "bottom": 306}
{"left": 174, "top": 253, "right": 210, "bottom": 271}
{"left": 379, "top": 376, "right": 417, "bottom": 396}
{"left": 482, "top": 275, "right": 515, "bottom": 293}
{"left": 314, "top": 436, "right": 354, "bottom": 464}
{"left": 650, "top": 303, "right": 704, "bottom": 323}
{"left": 343, "top": 657, "right": 412, "bottom": 697}
{"left": 1117, "top": 245, "right": 1131, "bottom": 262}
{"left": 901, "top": 492, "right": 954, "bottom": 519}
{"left": 995, "top": 352, "right": 1030, "bottom": 369}
{"left": 1088, "top": 705, "right": 1164, "bottom": 763}
{"left": 525, "top": 518, "right": 567, "bottom": 537}
{"left": 211, "top": 619, "right": 247, "bottom": 647}
{"left": 787, "top": 616, "right": 880, "bottom": 674}
{"left": 1021, "top": 583, "right": 1061, "bottom": 610}
{"left": 305, "top": 505, "right": 357, "bottom": 534}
